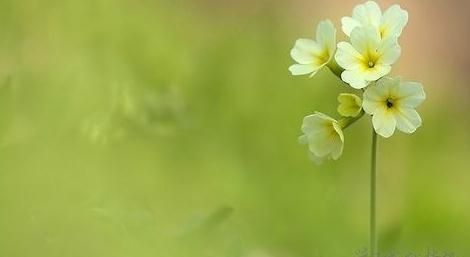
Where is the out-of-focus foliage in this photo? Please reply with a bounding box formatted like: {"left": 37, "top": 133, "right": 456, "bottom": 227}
{"left": 0, "top": 0, "right": 469, "bottom": 257}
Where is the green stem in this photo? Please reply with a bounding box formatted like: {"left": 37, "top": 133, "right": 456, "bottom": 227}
{"left": 339, "top": 110, "right": 364, "bottom": 130}
{"left": 327, "top": 59, "right": 344, "bottom": 79}
{"left": 370, "top": 128, "right": 378, "bottom": 257}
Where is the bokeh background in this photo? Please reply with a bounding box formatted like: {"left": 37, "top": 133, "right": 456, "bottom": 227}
{"left": 0, "top": 0, "right": 469, "bottom": 256}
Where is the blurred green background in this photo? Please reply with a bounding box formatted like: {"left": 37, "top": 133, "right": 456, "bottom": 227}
{"left": 0, "top": 0, "right": 469, "bottom": 256}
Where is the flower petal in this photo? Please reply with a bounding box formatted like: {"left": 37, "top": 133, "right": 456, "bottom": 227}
{"left": 341, "top": 16, "right": 361, "bottom": 37}
{"left": 363, "top": 82, "right": 387, "bottom": 114}
{"left": 372, "top": 106, "right": 397, "bottom": 138}
{"left": 331, "top": 122, "right": 344, "bottom": 160}
{"left": 335, "top": 42, "right": 363, "bottom": 70}
{"left": 298, "top": 134, "right": 308, "bottom": 145}
{"left": 377, "top": 36, "right": 401, "bottom": 65}
{"left": 341, "top": 69, "right": 369, "bottom": 89}
{"left": 316, "top": 19, "right": 336, "bottom": 56}
{"left": 308, "top": 151, "right": 324, "bottom": 165}
{"left": 309, "top": 130, "right": 337, "bottom": 157}
{"left": 396, "top": 81, "right": 426, "bottom": 108}
{"left": 290, "top": 38, "right": 323, "bottom": 64}
{"left": 381, "top": 4, "right": 408, "bottom": 39}
{"left": 352, "top": 1, "right": 382, "bottom": 29}
{"left": 350, "top": 26, "right": 381, "bottom": 55}
{"left": 293, "top": 39, "right": 323, "bottom": 54}
{"left": 289, "top": 64, "right": 316, "bottom": 76}
{"left": 290, "top": 47, "right": 313, "bottom": 64}
{"left": 376, "top": 76, "right": 400, "bottom": 89}
{"left": 395, "top": 108, "right": 422, "bottom": 134}
{"left": 301, "top": 112, "right": 335, "bottom": 134}
{"left": 363, "top": 64, "right": 391, "bottom": 81}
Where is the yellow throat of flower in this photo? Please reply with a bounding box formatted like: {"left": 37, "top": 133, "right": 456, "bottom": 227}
{"left": 361, "top": 50, "right": 380, "bottom": 71}
{"left": 314, "top": 49, "right": 331, "bottom": 66}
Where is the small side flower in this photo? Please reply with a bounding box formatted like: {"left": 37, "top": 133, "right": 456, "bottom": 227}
{"left": 299, "top": 112, "right": 344, "bottom": 161}
{"left": 338, "top": 93, "right": 363, "bottom": 117}
{"left": 289, "top": 20, "right": 336, "bottom": 77}
{"left": 362, "top": 77, "right": 426, "bottom": 138}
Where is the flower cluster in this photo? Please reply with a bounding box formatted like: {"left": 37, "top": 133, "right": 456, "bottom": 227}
{"left": 289, "top": 1, "right": 425, "bottom": 161}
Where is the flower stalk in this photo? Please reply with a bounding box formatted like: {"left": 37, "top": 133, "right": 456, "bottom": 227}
{"left": 370, "top": 128, "right": 378, "bottom": 257}
{"left": 327, "top": 58, "right": 344, "bottom": 79}
{"left": 338, "top": 110, "right": 364, "bottom": 129}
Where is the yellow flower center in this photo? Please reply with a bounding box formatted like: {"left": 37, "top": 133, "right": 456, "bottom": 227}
{"left": 386, "top": 98, "right": 394, "bottom": 108}
{"left": 361, "top": 50, "right": 380, "bottom": 70}
{"left": 314, "top": 49, "right": 330, "bottom": 65}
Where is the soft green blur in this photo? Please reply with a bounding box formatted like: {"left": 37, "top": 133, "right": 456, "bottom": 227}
{"left": 0, "top": 0, "right": 469, "bottom": 256}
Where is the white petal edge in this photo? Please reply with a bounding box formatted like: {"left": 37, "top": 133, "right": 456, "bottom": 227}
{"left": 352, "top": 1, "right": 382, "bottom": 29}
{"left": 289, "top": 64, "right": 316, "bottom": 76}
{"left": 372, "top": 107, "right": 397, "bottom": 138}
{"left": 350, "top": 26, "right": 381, "bottom": 55}
{"left": 290, "top": 47, "right": 314, "bottom": 64}
{"left": 341, "top": 69, "right": 369, "bottom": 89}
{"left": 397, "top": 81, "right": 426, "bottom": 108}
{"left": 395, "top": 108, "right": 422, "bottom": 134}
{"left": 316, "top": 19, "right": 336, "bottom": 55}
{"left": 335, "top": 42, "right": 363, "bottom": 70}
{"left": 381, "top": 4, "right": 408, "bottom": 39}
{"left": 378, "top": 36, "right": 401, "bottom": 65}
{"left": 341, "top": 16, "right": 361, "bottom": 36}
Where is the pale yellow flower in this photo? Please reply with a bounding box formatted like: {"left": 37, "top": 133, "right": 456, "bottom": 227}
{"left": 341, "top": 1, "right": 408, "bottom": 40}
{"left": 363, "top": 77, "right": 426, "bottom": 138}
{"left": 299, "top": 112, "right": 344, "bottom": 160}
{"left": 289, "top": 20, "right": 336, "bottom": 77}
